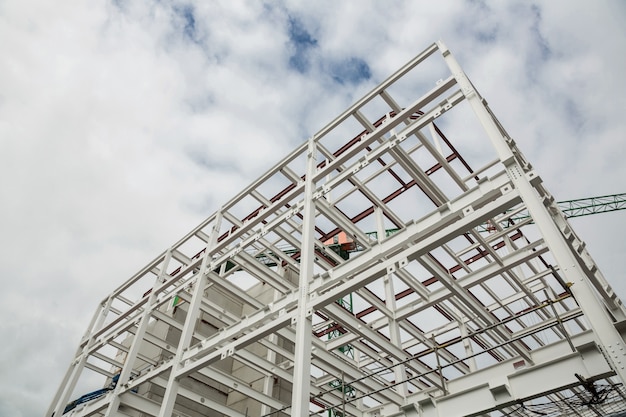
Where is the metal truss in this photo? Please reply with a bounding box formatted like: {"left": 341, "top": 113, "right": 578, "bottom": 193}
{"left": 557, "top": 193, "right": 626, "bottom": 218}
{"left": 48, "top": 41, "right": 626, "bottom": 417}
{"left": 504, "top": 192, "right": 626, "bottom": 226}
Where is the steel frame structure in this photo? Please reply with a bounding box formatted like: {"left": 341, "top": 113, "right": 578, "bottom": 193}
{"left": 49, "top": 41, "right": 626, "bottom": 417}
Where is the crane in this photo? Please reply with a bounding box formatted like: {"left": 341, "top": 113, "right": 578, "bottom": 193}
{"left": 359, "top": 192, "right": 626, "bottom": 240}
{"left": 509, "top": 192, "right": 626, "bottom": 223}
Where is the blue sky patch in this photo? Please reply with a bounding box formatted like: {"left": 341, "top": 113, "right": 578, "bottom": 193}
{"left": 173, "top": 4, "right": 198, "bottom": 43}
{"left": 287, "top": 16, "right": 318, "bottom": 73}
{"left": 328, "top": 57, "right": 372, "bottom": 85}
{"left": 530, "top": 5, "right": 551, "bottom": 61}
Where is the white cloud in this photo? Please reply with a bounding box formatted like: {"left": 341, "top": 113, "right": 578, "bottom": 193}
{"left": 1, "top": 1, "right": 625, "bottom": 416}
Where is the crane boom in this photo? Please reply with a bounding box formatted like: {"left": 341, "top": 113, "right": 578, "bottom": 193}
{"left": 368, "top": 193, "right": 626, "bottom": 235}
{"left": 509, "top": 192, "right": 626, "bottom": 223}
{"left": 557, "top": 192, "right": 626, "bottom": 218}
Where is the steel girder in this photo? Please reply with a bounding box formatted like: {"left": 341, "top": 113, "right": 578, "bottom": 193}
{"left": 48, "top": 41, "right": 626, "bottom": 417}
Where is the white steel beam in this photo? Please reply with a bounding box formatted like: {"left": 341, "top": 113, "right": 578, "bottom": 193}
{"left": 403, "top": 331, "right": 613, "bottom": 417}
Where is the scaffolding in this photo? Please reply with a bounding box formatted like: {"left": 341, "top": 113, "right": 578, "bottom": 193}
{"left": 48, "top": 41, "right": 626, "bottom": 417}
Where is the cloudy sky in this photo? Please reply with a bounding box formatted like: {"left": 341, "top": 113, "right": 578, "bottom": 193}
{"left": 1, "top": 1, "right": 625, "bottom": 416}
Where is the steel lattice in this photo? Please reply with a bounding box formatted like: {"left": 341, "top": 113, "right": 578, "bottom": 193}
{"left": 48, "top": 41, "right": 626, "bottom": 417}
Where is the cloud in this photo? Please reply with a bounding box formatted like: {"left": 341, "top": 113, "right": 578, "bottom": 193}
{"left": 1, "top": 1, "right": 625, "bottom": 416}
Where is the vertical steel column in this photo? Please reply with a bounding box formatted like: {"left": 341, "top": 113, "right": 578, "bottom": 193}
{"left": 48, "top": 297, "right": 113, "bottom": 417}
{"left": 290, "top": 138, "right": 317, "bottom": 415}
{"left": 46, "top": 301, "right": 105, "bottom": 416}
{"left": 103, "top": 250, "right": 174, "bottom": 417}
{"left": 376, "top": 207, "right": 409, "bottom": 397}
{"left": 384, "top": 275, "right": 409, "bottom": 397}
{"left": 260, "top": 287, "right": 280, "bottom": 416}
{"left": 158, "top": 215, "right": 222, "bottom": 417}
{"left": 459, "top": 319, "right": 477, "bottom": 373}
{"left": 438, "top": 40, "right": 626, "bottom": 384}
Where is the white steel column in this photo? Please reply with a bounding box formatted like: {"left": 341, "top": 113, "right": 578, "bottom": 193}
{"left": 291, "top": 138, "right": 317, "bottom": 415}
{"left": 46, "top": 303, "right": 103, "bottom": 417}
{"left": 376, "top": 207, "right": 409, "bottom": 398}
{"left": 384, "top": 275, "right": 410, "bottom": 398}
{"left": 459, "top": 319, "right": 477, "bottom": 373}
{"left": 158, "top": 215, "right": 222, "bottom": 417}
{"left": 260, "top": 285, "right": 281, "bottom": 416}
{"left": 438, "top": 40, "right": 626, "bottom": 384}
{"left": 48, "top": 297, "right": 113, "bottom": 417}
{"left": 104, "top": 250, "right": 174, "bottom": 417}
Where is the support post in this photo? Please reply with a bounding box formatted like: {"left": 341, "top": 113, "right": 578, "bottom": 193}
{"left": 158, "top": 215, "right": 222, "bottom": 417}
{"left": 48, "top": 298, "right": 113, "bottom": 417}
{"left": 291, "top": 138, "right": 317, "bottom": 415}
{"left": 104, "top": 250, "right": 174, "bottom": 417}
{"left": 384, "top": 273, "right": 409, "bottom": 397}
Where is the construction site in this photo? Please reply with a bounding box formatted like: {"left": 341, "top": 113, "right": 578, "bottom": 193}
{"left": 48, "top": 41, "right": 626, "bottom": 417}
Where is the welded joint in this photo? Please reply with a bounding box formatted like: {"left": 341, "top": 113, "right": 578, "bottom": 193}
{"left": 525, "top": 170, "right": 541, "bottom": 185}
{"left": 506, "top": 164, "right": 523, "bottom": 181}
{"left": 462, "top": 87, "right": 474, "bottom": 98}
{"left": 438, "top": 202, "right": 452, "bottom": 214}
{"left": 417, "top": 396, "right": 437, "bottom": 415}
{"left": 462, "top": 205, "right": 474, "bottom": 216}
{"left": 367, "top": 406, "right": 382, "bottom": 417}
{"left": 607, "top": 341, "right": 626, "bottom": 371}
{"left": 386, "top": 259, "right": 409, "bottom": 276}
{"left": 314, "top": 185, "right": 333, "bottom": 200}
{"left": 286, "top": 207, "right": 298, "bottom": 219}
{"left": 400, "top": 403, "right": 420, "bottom": 417}
{"left": 489, "top": 380, "right": 512, "bottom": 403}
{"left": 220, "top": 347, "right": 235, "bottom": 360}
